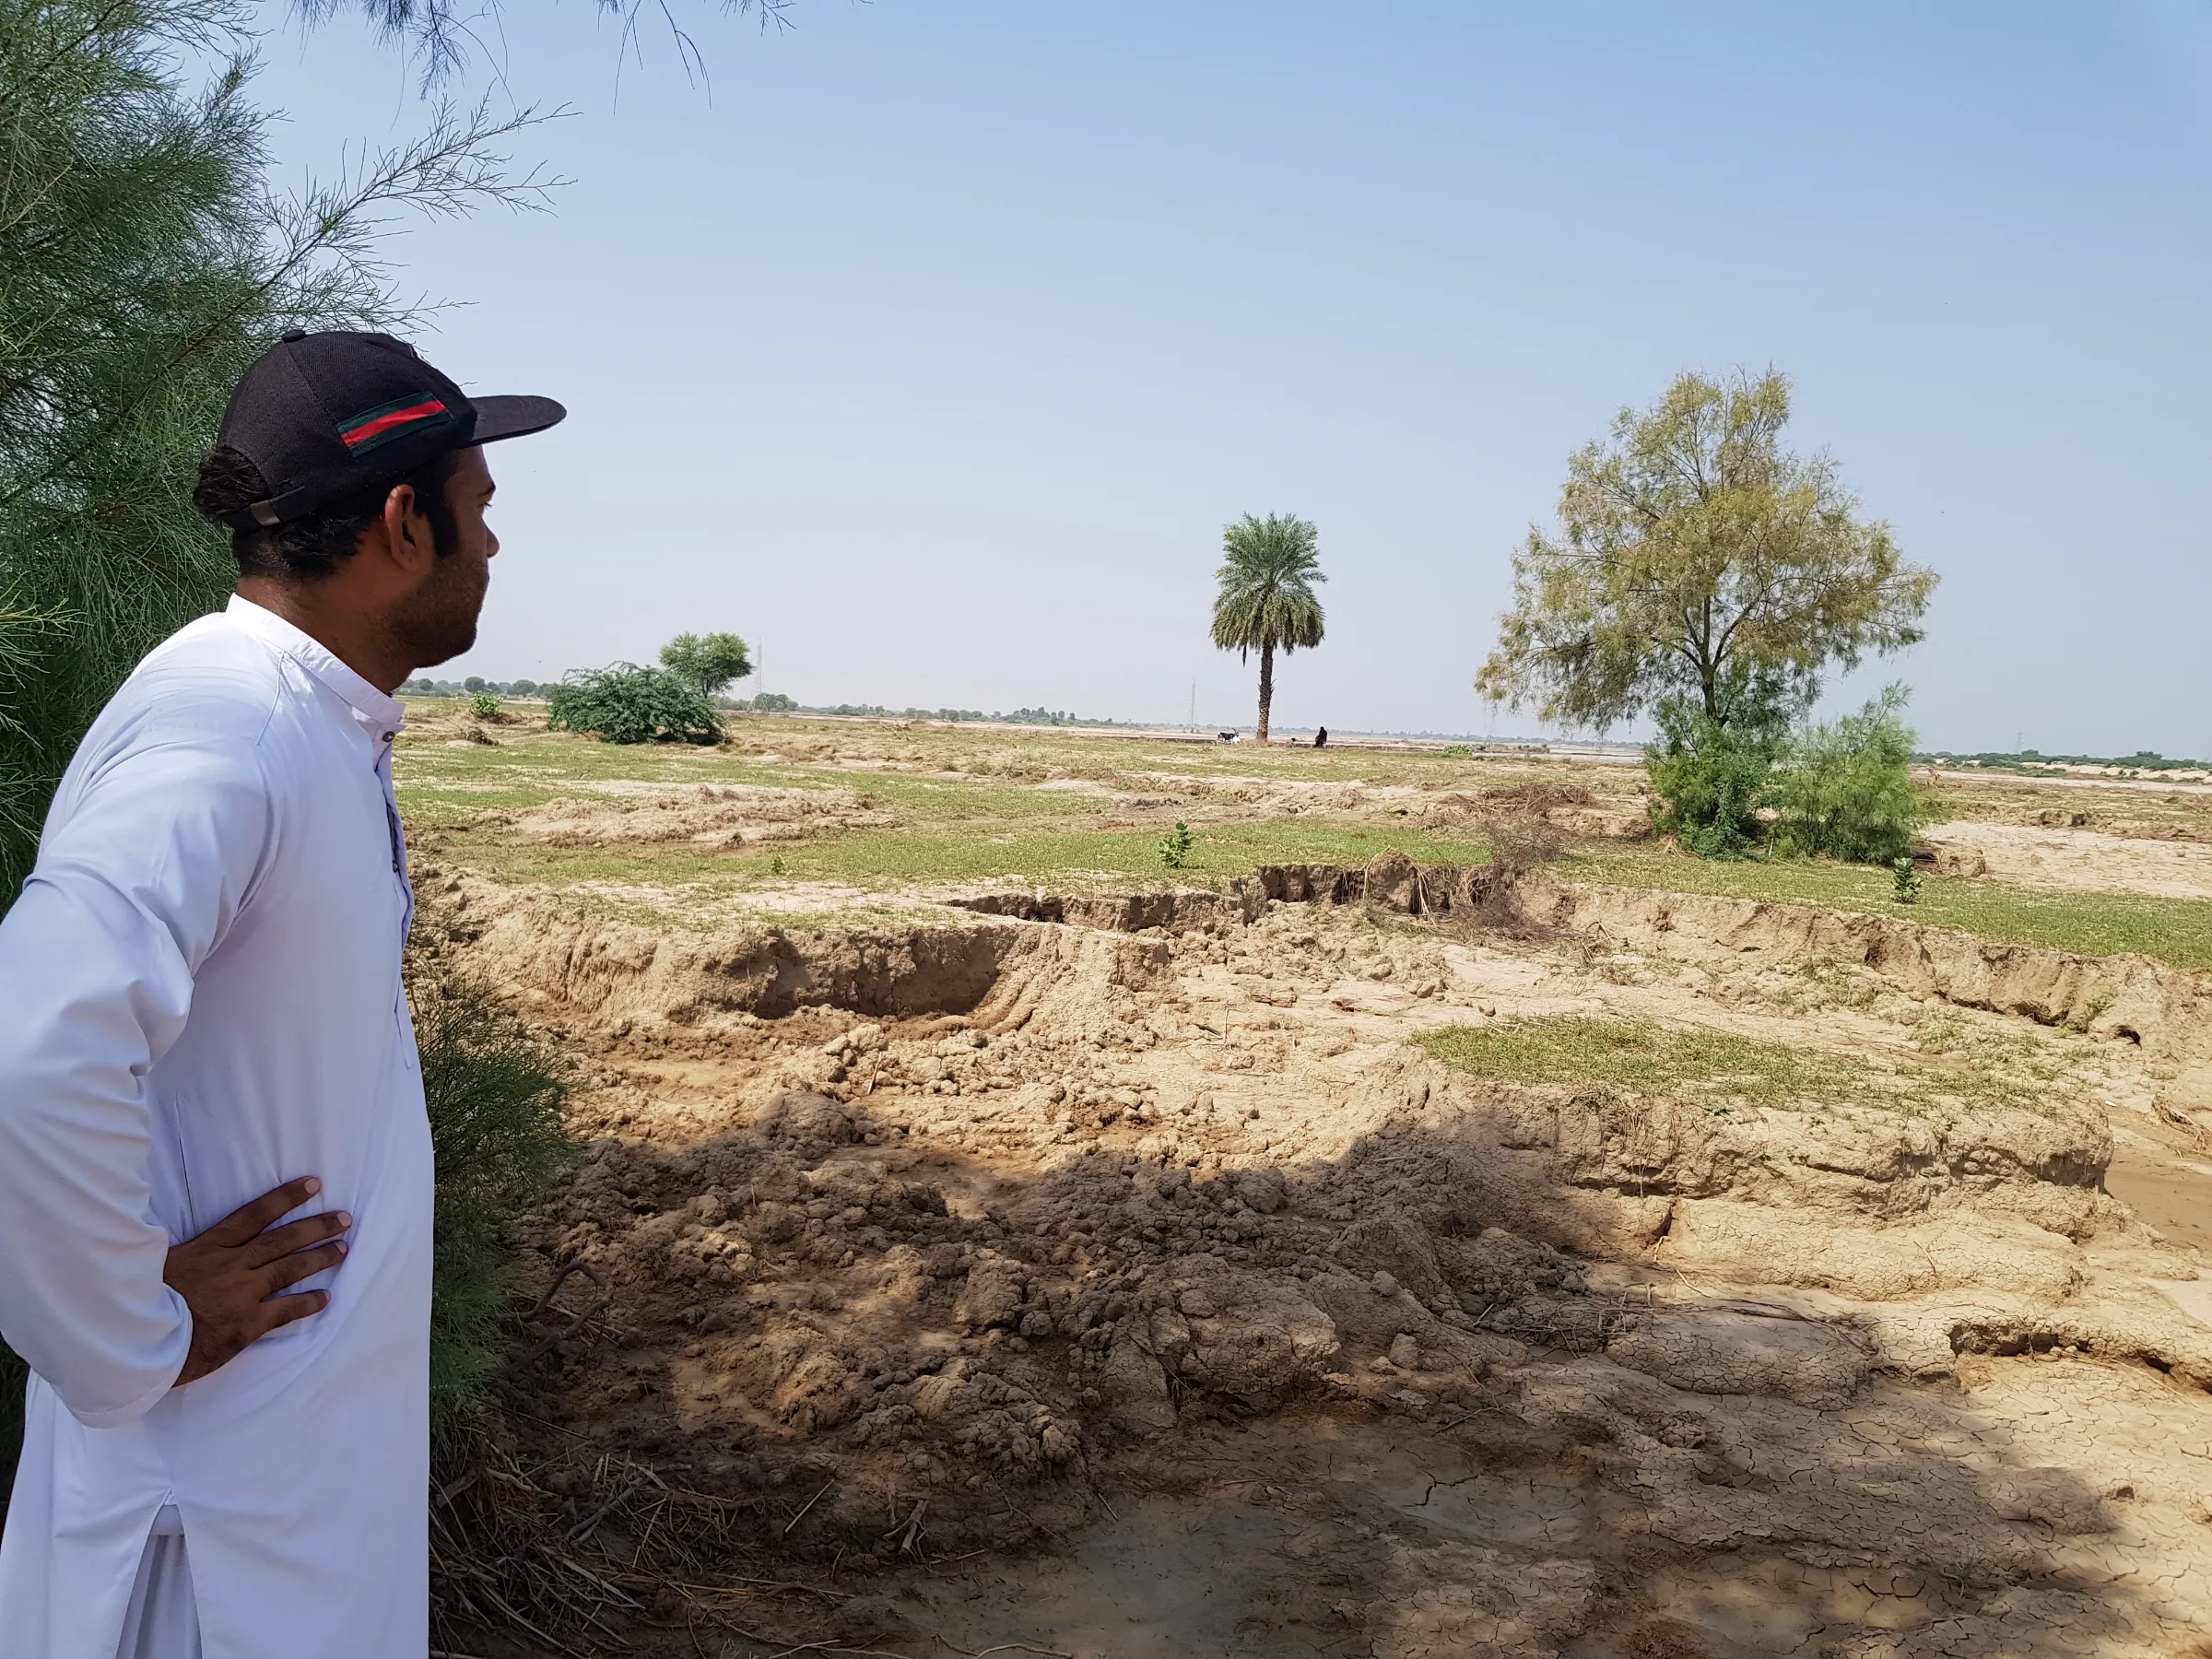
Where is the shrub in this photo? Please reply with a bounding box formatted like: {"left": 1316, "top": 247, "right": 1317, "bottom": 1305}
{"left": 467, "top": 691, "right": 500, "bottom": 721}
{"left": 1767, "top": 686, "right": 1928, "bottom": 866}
{"left": 1891, "top": 856, "right": 1923, "bottom": 904}
{"left": 1476, "top": 804, "right": 1565, "bottom": 872}
{"left": 546, "top": 664, "right": 721, "bottom": 745}
{"left": 1160, "top": 819, "right": 1195, "bottom": 870}
{"left": 1644, "top": 699, "right": 1783, "bottom": 858}
{"left": 409, "top": 957, "right": 574, "bottom": 1412}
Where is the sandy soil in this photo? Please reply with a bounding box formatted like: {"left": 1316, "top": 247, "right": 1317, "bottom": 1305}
{"left": 416, "top": 856, "right": 2212, "bottom": 1659}
{"left": 1928, "top": 771, "right": 2212, "bottom": 847}
{"left": 488, "top": 783, "right": 903, "bottom": 850}
{"left": 1924, "top": 820, "right": 2212, "bottom": 900}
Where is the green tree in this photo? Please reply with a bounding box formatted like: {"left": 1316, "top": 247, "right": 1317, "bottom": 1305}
{"left": 1210, "top": 513, "right": 1324, "bottom": 745}
{"left": 0, "top": 0, "right": 547, "bottom": 897}
{"left": 1477, "top": 369, "right": 1936, "bottom": 735}
{"left": 658, "top": 629, "right": 752, "bottom": 700}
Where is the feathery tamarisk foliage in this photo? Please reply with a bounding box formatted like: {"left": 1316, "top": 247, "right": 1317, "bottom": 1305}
{"left": 1482, "top": 369, "right": 1935, "bottom": 853}
{"left": 1477, "top": 369, "right": 1935, "bottom": 735}
{"left": 0, "top": 0, "right": 555, "bottom": 896}
{"left": 308, "top": 0, "right": 800, "bottom": 90}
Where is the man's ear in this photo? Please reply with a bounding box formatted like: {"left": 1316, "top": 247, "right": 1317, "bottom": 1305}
{"left": 373, "top": 481, "right": 438, "bottom": 581}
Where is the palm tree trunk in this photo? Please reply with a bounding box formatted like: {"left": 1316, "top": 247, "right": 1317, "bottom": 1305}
{"left": 1255, "top": 642, "right": 1274, "bottom": 744}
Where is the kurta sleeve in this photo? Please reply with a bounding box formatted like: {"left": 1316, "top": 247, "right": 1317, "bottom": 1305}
{"left": 0, "top": 724, "right": 274, "bottom": 1428}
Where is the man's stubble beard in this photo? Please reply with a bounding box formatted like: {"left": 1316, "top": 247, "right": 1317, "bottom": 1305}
{"left": 388, "top": 547, "right": 489, "bottom": 671}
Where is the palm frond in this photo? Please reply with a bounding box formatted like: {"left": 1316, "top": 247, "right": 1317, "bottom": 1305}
{"left": 1209, "top": 512, "right": 1326, "bottom": 659}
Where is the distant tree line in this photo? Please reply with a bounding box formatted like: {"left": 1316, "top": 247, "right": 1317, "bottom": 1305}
{"left": 1922, "top": 749, "right": 2207, "bottom": 773}
{"left": 403, "top": 679, "right": 1143, "bottom": 729}
{"left": 403, "top": 677, "right": 547, "bottom": 698}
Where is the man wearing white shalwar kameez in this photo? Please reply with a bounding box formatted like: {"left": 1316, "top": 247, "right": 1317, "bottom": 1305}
{"left": 0, "top": 330, "right": 563, "bottom": 1659}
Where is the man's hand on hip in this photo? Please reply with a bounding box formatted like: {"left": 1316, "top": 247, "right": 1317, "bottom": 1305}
{"left": 164, "top": 1176, "right": 351, "bottom": 1386}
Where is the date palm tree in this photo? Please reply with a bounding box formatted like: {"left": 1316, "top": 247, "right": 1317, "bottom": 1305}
{"left": 1210, "top": 513, "right": 1325, "bottom": 744}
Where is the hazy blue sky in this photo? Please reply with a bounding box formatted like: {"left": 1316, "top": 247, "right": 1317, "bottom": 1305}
{"left": 252, "top": 2, "right": 2210, "bottom": 753}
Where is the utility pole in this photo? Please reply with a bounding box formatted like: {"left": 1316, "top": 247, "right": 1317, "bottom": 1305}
{"left": 1189, "top": 680, "right": 1196, "bottom": 734}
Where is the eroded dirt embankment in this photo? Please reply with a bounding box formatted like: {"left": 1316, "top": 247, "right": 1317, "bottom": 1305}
{"left": 421, "top": 861, "right": 2212, "bottom": 1659}
{"left": 1253, "top": 856, "right": 2212, "bottom": 1118}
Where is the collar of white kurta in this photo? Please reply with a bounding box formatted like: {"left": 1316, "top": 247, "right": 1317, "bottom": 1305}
{"left": 223, "top": 595, "right": 406, "bottom": 749}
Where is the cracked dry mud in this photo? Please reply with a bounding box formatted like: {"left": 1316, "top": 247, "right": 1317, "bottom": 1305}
{"left": 420, "top": 856, "right": 2212, "bottom": 1659}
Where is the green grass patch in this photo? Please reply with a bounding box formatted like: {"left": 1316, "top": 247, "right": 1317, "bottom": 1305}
{"left": 1418, "top": 1014, "right": 2045, "bottom": 1115}
{"left": 1420, "top": 1016, "right": 1858, "bottom": 1101}
{"left": 1571, "top": 846, "right": 2212, "bottom": 971}
{"left": 440, "top": 818, "right": 1495, "bottom": 894}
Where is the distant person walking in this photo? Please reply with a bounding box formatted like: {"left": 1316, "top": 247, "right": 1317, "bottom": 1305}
{"left": 1313, "top": 725, "right": 1329, "bottom": 748}
{"left": 0, "top": 331, "right": 563, "bottom": 1659}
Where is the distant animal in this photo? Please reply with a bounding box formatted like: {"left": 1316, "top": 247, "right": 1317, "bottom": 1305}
{"left": 1218, "top": 730, "right": 1241, "bottom": 743}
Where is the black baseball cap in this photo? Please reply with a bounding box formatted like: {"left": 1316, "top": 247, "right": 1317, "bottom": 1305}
{"left": 211, "top": 329, "right": 565, "bottom": 529}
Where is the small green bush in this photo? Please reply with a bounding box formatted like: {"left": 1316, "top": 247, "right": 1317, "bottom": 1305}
{"left": 1892, "top": 856, "right": 1924, "bottom": 904}
{"left": 1439, "top": 744, "right": 1473, "bottom": 759}
{"left": 547, "top": 664, "right": 721, "bottom": 746}
{"left": 467, "top": 691, "right": 500, "bottom": 721}
{"left": 1644, "top": 699, "right": 1783, "bottom": 859}
{"left": 1767, "top": 686, "right": 1928, "bottom": 866}
{"left": 1160, "top": 819, "right": 1195, "bottom": 869}
{"left": 409, "top": 957, "right": 574, "bottom": 1413}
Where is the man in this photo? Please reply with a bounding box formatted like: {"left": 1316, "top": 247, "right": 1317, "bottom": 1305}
{"left": 0, "top": 331, "right": 563, "bottom": 1658}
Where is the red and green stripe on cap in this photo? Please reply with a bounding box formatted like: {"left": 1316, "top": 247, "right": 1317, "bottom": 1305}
{"left": 337, "top": 394, "right": 459, "bottom": 455}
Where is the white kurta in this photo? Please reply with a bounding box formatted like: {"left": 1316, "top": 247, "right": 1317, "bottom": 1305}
{"left": 0, "top": 596, "right": 432, "bottom": 1659}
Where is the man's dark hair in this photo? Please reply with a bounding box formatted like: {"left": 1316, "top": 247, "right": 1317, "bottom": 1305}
{"left": 191, "top": 446, "right": 459, "bottom": 581}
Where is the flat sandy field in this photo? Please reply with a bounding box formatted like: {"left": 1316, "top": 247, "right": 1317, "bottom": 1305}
{"left": 399, "top": 705, "right": 2212, "bottom": 1659}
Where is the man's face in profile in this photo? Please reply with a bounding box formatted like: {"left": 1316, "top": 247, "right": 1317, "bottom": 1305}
{"left": 390, "top": 445, "right": 498, "bottom": 669}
